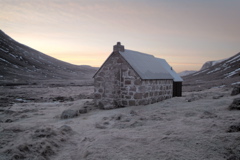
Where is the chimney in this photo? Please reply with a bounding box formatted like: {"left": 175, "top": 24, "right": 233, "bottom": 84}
{"left": 113, "top": 42, "right": 125, "bottom": 52}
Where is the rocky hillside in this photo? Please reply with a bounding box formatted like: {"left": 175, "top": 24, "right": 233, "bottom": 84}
{"left": 0, "top": 30, "right": 97, "bottom": 83}
{"left": 183, "top": 52, "right": 240, "bottom": 91}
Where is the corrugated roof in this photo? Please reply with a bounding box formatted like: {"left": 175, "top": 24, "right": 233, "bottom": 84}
{"left": 119, "top": 49, "right": 174, "bottom": 80}
{"left": 157, "top": 58, "right": 183, "bottom": 82}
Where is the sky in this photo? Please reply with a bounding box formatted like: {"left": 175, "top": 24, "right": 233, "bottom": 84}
{"left": 1, "top": 0, "right": 240, "bottom": 72}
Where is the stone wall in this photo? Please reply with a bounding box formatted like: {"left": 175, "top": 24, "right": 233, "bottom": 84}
{"left": 121, "top": 79, "right": 173, "bottom": 106}
{"left": 94, "top": 51, "right": 173, "bottom": 109}
{"left": 94, "top": 51, "right": 123, "bottom": 109}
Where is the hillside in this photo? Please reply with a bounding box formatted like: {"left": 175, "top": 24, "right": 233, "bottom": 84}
{"left": 0, "top": 30, "right": 97, "bottom": 83}
{"left": 200, "top": 59, "right": 227, "bottom": 71}
{"left": 183, "top": 52, "right": 240, "bottom": 91}
{"left": 178, "top": 70, "right": 196, "bottom": 77}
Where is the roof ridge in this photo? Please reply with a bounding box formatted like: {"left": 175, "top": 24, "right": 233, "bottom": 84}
{"left": 119, "top": 50, "right": 174, "bottom": 80}
{"left": 123, "top": 49, "right": 154, "bottom": 57}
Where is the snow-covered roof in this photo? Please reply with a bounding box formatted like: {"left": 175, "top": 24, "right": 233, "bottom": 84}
{"left": 119, "top": 49, "right": 176, "bottom": 80}
{"left": 156, "top": 58, "right": 183, "bottom": 82}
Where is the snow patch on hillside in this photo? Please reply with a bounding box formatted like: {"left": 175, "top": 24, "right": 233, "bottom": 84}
{"left": 201, "top": 58, "right": 227, "bottom": 70}
{"left": 207, "top": 67, "right": 221, "bottom": 74}
{"left": 225, "top": 68, "right": 240, "bottom": 78}
{"left": 192, "top": 68, "right": 209, "bottom": 76}
{"left": 225, "top": 54, "right": 240, "bottom": 64}
{"left": 0, "top": 48, "right": 8, "bottom": 53}
{"left": 212, "top": 58, "right": 227, "bottom": 65}
{"left": 232, "top": 81, "right": 240, "bottom": 85}
{"left": 0, "top": 58, "right": 11, "bottom": 64}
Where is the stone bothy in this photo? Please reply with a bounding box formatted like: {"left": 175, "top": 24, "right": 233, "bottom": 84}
{"left": 93, "top": 42, "right": 183, "bottom": 109}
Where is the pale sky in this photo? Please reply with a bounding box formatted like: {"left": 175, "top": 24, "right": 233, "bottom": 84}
{"left": 1, "top": 0, "right": 240, "bottom": 72}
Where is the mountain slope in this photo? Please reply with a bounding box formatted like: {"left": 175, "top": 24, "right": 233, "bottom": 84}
{"left": 183, "top": 52, "right": 240, "bottom": 90}
{"left": 178, "top": 70, "right": 197, "bottom": 77}
{"left": 186, "top": 53, "right": 240, "bottom": 79}
{"left": 0, "top": 30, "right": 97, "bottom": 81}
{"left": 200, "top": 58, "right": 226, "bottom": 70}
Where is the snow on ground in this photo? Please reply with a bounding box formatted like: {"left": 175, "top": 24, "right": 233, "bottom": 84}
{"left": 0, "top": 48, "right": 8, "bottom": 53}
{"left": 232, "top": 82, "right": 240, "bottom": 85}
{"left": 192, "top": 68, "right": 209, "bottom": 76}
{"left": 207, "top": 67, "right": 221, "bottom": 74}
{"left": 211, "top": 59, "right": 226, "bottom": 66}
{"left": 9, "top": 53, "right": 17, "bottom": 59}
{"left": 225, "top": 54, "right": 240, "bottom": 64}
{"left": 0, "top": 58, "right": 11, "bottom": 64}
{"left": 225, "top": 68, "right": 240, "bottom": 78}
{"left": 0, "top": 85, "right": 240, "bottom": 160}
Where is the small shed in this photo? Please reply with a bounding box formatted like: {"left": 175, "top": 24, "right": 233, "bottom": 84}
{"left": 157, "top": 58, "right": 183, "bottom": 97}
{"left": 93, "top": 42, "right": 183, "bottom": 109}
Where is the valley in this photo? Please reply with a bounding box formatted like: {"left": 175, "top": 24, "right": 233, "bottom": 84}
{"left": 0, "top": 30, "right": 240, "bottom": 160}
{"left": 0, "top": 80, "right": 240, "bottom": 160}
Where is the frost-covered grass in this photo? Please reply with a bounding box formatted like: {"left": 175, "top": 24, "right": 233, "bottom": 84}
{"left": 1, "top": 84, "right": 240, "bottom": 160}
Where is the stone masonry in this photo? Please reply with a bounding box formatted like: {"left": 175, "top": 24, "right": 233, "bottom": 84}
{"left": 94, "top": 51, "right": 173, "bottom": 109}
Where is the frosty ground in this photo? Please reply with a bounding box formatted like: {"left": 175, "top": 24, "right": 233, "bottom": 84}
{"left": 0, "top": 82, "right": 240, "bottom": 160}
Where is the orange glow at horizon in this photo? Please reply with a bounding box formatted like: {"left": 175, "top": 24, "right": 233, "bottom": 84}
{"left": 1, "top": 0, "right": 240, "bottom": 73}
